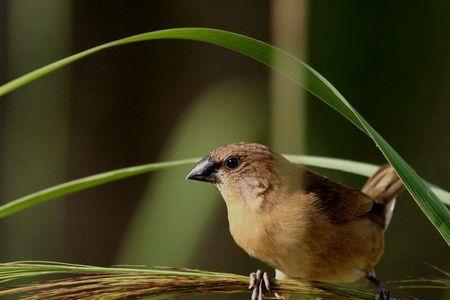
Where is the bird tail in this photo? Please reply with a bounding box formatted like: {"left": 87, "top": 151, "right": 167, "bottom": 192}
{"left": 361, "top": 164, "right": 404, "bottom": 229}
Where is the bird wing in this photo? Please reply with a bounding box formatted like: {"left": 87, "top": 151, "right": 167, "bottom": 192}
{"left": 302, "top": 170, "right": 375, "bottom": 223}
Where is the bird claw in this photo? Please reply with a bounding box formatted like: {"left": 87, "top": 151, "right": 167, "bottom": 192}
{"left": 249, "top": 270, "right": 271, "bottom": 300}
{"left": 375, "top": 286, "right": 391, "bottom": 300}
{"left": 366, "top": 273, "right": 393, "bottom": 300}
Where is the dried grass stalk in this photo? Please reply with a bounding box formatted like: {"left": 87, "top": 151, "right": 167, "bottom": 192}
{"left": 0, "top": 261, "right": 447, "bottom": 300}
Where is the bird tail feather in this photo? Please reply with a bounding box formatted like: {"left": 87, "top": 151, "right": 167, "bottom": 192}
{"left": 362, "top": 164, "right": 404, "bottom": 228}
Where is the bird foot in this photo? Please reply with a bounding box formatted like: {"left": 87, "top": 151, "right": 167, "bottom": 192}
{"left": 375, "top": 286, "right": 391, "bottom": 300}
{"left": 366, "top": 273, "right": 393, "bottom": 300}
{"left": 249, "top": 270, "right": 271, "bottom": 300}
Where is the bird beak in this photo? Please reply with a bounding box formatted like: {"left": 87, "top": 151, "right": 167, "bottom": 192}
{"left": 186, "top": 155, "right": 218, "bottom": 183}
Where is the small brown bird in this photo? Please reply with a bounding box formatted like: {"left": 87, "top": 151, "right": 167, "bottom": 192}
{"left": 187, "top": 143, "right": 403, "bottom": 300}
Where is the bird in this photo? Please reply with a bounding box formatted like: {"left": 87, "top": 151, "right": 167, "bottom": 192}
{"left": 186, "top": 142, "right": 403, "bottom": 300}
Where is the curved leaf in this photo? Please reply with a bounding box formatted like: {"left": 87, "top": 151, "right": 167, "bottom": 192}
{"left": 0, "top": 28, "right": 449, "bottom": 244}
{"left": 0, "top": 156, "right": 448, "bottom": 220}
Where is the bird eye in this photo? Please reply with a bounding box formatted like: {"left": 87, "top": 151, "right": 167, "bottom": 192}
{"left": 225, "top": 156, "right": 240, "bottom": 169}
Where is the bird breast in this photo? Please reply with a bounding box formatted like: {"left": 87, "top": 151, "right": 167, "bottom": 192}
{"left": 223, "top": 191, "right": 382, "bottom": 283}
{"left": 224, "top": 193, "right": 314, "bottom": 273}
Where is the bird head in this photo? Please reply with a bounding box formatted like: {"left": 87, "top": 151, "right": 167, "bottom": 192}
{"left": 186, "top": 142, "right": 296, "bottom": 209}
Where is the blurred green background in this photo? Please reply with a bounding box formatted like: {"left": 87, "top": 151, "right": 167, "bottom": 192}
{"left": 0, "top": 1, "right": 449, "bottom": 299}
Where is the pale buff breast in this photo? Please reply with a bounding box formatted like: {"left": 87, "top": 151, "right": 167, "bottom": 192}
{"left": 223, "top": 192, "right": 384, "bottom": 284}
{"left": 223, "top": 193, "right": 315, "bottom": 275}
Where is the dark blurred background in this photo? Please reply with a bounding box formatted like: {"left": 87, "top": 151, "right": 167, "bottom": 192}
{"left": 0, "top": 1, "right": 449, "bottom": 299}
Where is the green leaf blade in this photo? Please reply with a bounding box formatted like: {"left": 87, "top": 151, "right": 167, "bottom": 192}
{"left": 0, "top": 27, "right": 449, "bottom": 244}
{"left": 0, "top": 156, "right": 448, "bottom": 220}
{"left": 0, "top": 159, "right": 198, "bottom": 219}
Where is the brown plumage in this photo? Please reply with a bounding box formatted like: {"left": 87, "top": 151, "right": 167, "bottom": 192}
{"left": 187, "top": 142, "right": 403, "bottom": 299}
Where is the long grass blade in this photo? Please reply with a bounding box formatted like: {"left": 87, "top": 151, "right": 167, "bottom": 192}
{"left": 0, "top": 156, "right": 448, "bottom": 220}
{"left": 0, "top": 28, "right": 448, "bottom": 243}
{"left": 0, "top": 159, "right": 197, "bottom": 219}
